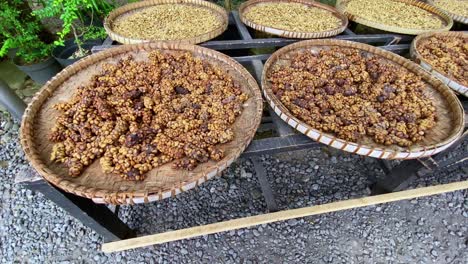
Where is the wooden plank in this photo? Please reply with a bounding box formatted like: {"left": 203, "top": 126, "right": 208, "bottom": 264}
{"left": 102, "top": 180, "right": 468, "bottom": 252}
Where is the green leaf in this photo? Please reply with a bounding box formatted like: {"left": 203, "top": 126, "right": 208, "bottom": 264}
{"left": 0, "top": 39, "right": 13, "bottom": 57}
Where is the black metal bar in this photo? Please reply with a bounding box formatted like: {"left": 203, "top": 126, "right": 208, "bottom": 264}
{"left": 371, "top": 159, "right": 423, "bottom": 195}
{"left": 243, "top": 134, "right": 320, "bottom": 156}
{"left": 102, "top": 36, "right": 114, "bottom": 46}
{"left": 248, "top": 59, "right": 263, "bottom": 82}
{"left": 236, "top": 34, "right": 297, "bottom": 139}
{"left": 201, "top": 34, "right": 412, "bottom": 50}
{"left": 267, "top": 107, "right": 296, "bottom": 137}
{"left": 92, "top": 29, "right": 461, "bottom": 53}
{"left": 251, "top": 157, "right": 278, "bottom": 212}
{"left": 232, "top": 11, "right": 252, "bottom": 40}
{"left": 261, "top": 116, "right": 272, "bottom": 123}
{"left": 384, "top": 35, "right": 402, "bottom": 46}
{"left": 2, "top": 83, "right": 134, "bottom": 242}
{"left": 228, "top": 12, "right": 235, "bottom": 25}
{"left": 0, "top": 8, "right": 460, "bottom": 252}
{"left": 372, "top": 130, "right": 467, "bottom": 194}
{"left": 92, "top": 35, "right": 413, "bottom": 53}
{"left": 377, "top": 159, "right": 392, "bottom": 175}
{"left": 200, "top": 36, "right": 374, "bottom": 51}
{"left": 343, "top": 28, "right": 356, "bottom": 35}
{"left": 380, "top": 44, "right": 411, "bottom": 54}
{"left": 258, "top": 122, "right": 275, "bottom": 132}
{"left": 233, "top": 10, "right": 284, "bottom": 213}
{"left": 417, "top": 131, "right": 468, "bottom": 176}
{"left": 234, "top": 54, "right": 271, "bottom": 62}
{"left": 231, "top": 45, "right": 410, "bottom": 63}
{"left": 435, "top": 155, "right": 467, "bottom": 172}
{"left": 21, "top": 179, "right": 135, "bottom": 242}
{"left": 0, "top": 79, "right": 27, "bottom": 120}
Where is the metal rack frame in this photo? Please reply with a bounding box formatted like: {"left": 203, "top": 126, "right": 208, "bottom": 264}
{"left": 14, "top": 11, "right": 467, "bottom": 243}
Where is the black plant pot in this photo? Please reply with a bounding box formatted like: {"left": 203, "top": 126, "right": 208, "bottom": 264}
{"left": 82, "top": 14, "right": 104, "bottom": 27}
{"left": 7, "top": 48, "right": 18, "bottom": 60}
{"left": 14, "top": 56, "right": 62, "bottom": 85}
{"left": 52, "top": 38, "right": 103, "bottom": 68}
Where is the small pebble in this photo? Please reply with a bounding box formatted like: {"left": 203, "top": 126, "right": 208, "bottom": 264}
{"left": 0, "top": 112, "right": 465, "bottom": 263}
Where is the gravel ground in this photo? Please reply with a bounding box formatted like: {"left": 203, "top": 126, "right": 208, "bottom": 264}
{"left": 0, "top": 111, "right": 467, "bottom": 263}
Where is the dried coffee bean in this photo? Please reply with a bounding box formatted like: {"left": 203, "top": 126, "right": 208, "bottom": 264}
{"left": 344, "top": 88, "right": 356, "bottom": 96}
{"left": 222, "top": 95, "right": 236, "bottom": 104}
{"left": 175, "top": 86, "right": 189, "bottom": 95}
{"left": 293, "top": 98, "right": 308, "bottom": 108}
{"left": 418, "top": 35, "right": 467, "bottom": 87}
{"left": 244, "top": 2, "right": 341, "bottom": 33}
{"left": 268, "top": 47, "right": 436, "bottom": 147}
{"left": 125, "top": 132, "right": 144, "bottom": 147}
{"left": 324, "top": 86, "right": 336, "bottom": 95}
{"left": 126, "top": 168, "right": 141, "bottom": 180}
{"left": 50, "top": 51, "right": 248, "bottom": 180}
{"left": 383, "top": 84, "right": 396, "bottom": 94}
{"left": 335, "top": 79, "right": 345, "bottom": 86}
{"left": 344, "top": 0, "right": 443, "bottom": 30}
{"left": 377, "top": 94, "right": 387, "bottom": 102}
{"left": 124, "top": 89, "right": 142, "bottom": 100}
{"left": 112, "top": 5, "right": 222, "bottom": 41}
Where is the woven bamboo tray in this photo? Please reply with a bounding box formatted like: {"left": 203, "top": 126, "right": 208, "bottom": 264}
{"left": 427, "top": 0, "right": 468, "bottom": 24}
{"left": 410, "top": 31, "right": 468, "bottom": 97}
{"left": 262, "top": 39, "right": 465, "bottom": 160}
{"left": 20, "top": 43, "right": 263, "bottom": 205}
{"left": 104, "top": 0, "right": 228, "bottom": 45}
{"left": 336, "top": 0, "right": 453, "bottom": 35}
{"left": 239, "top": 0, "right": 348, "bottom": 38}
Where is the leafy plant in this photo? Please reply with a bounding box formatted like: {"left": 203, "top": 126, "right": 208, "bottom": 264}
{"left": 0, "top": 0, "right": 53, "bottom": 65}
{"left": 83, "top": 25, "right": 107, "bottom": 41}
{"left": 34, "top": 0, "right": 115, "bottom": 58}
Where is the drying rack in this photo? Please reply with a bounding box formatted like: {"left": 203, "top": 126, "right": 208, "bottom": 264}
{"left": 16, "top": 11, "right": 468, "bottom": 252}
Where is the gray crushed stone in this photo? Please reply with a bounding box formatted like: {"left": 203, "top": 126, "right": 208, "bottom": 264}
{"left": 0, "top": 112, "right": 466, "bottom": 263}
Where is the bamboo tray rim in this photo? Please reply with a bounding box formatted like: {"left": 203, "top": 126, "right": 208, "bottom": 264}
{"left": 239, "top": 0, "right": 348, "bottom": 39}
{"left": 426, "top": 0, "right": 468, "bottom": 25}
{"left": 104, "top": 0, "right": 228, "bottom": 45}
{"left": 335, "top": 0, "right": 453, "bottom": 35}
{"left": 20, "top": 42, "right": 263, "bottom": 205}
{"left": 410, "top": 31, "right": 468, "bottom": 97}
{"left": 261, "top": 39, "right": 465, "bottom": 160}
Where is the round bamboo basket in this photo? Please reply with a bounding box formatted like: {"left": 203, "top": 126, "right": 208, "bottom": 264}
{"left": 20, "top": 43, "right": 263, "bottom": 205}
{"left": 335, "top": 0, "right": 453, "bottom": 35}
{"left": 411, "top": 31, "right": 468, "bottom": 97}
{"left": 427, "top": 0, "right": 468, "bottom": 24}
{"left": 239, "top": 0, "right": 348, "bottom": 39}
{"left": 262, "top": 39, "right": 465, "bottom": 160}
{"left": 104, "top": 0, "right": 228, "bottom": 45}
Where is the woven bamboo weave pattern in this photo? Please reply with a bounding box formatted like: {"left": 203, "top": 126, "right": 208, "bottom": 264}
{"left": 336, "top": 0, "right": 453, "bottom": 35}
{"left": 104, "top": 0, "right": 228, "bottom": 44}
{"left": 239, "top": 0, "right": 348, "bottom": 39}
{"left": 262, "top": 39, "right": 464, "bottom": 160}
{"left": 427, "top": 0, "right": 468, "bottom": 24}
{"left": 20, "top": 43, "right": 263, "bottom": 205}
{"left": 411, "top": 31, "right": 468, "bottom": 97}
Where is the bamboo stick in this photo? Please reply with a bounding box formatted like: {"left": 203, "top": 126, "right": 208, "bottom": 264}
{"left": 102, "top": 180, "right": 468, "bottom": 252}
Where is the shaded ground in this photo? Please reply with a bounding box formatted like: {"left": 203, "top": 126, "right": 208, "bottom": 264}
{"left": 0, "top": 111, "right": 466, "bottom": 263}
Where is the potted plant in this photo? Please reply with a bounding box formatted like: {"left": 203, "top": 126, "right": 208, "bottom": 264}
{"left": 34, "top": 0, "right": 115, "bottom": 67}
{"left": 0, "top": 0, "right": 62, "bottom": 84}
{"left": 50, "top": 25, "right": 108, "bottom": 67}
